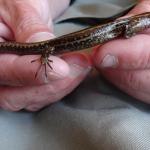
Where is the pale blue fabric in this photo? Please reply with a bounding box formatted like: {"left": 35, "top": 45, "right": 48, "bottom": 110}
{"left": 1, "top": 0, "right": 150, "bottom": 150}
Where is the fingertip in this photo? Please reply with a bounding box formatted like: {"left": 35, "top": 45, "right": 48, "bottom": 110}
{"left": 92, "top": 45, "right": 119, "bottom": 69}
{"left": 61, "top": 52, "right": 92, "bottom": 78}
{"left": 26, "top": 32, "right": 55, "bottom": 42}
{"left": 93, "top": 34, "right": 150, "bottom": 71}
{"left": 15, "top": 55, "right": 71, "bottom": 84}
{"left": 92, "top": 35, "right": 142, "bottom": 70}
{"left": 46, "top": 56, "right": 70, "bottom": 79}
{"left": 62, "top": 52, "right": 92, "bottom": 67}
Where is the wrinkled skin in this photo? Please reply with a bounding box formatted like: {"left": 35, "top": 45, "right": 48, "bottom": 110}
{"left": 93, "top": 0, "right": 150, "bottom": 103}
{"left": 0, "top": 0, "right": 149, "bottom": 111}
{"left": 0, "top": 0, "right": 92, "bottom": 111}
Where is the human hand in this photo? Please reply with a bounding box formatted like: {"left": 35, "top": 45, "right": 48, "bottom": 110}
{"left": 93, "top": 0, "right": 150, "bottom": 103}
{"left": 0, "top": 0, "right": 92, "bottom": 111}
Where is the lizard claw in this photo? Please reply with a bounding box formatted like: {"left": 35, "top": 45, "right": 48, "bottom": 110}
{"left": 31, "top": 55, "right": 53, "bottom": 78}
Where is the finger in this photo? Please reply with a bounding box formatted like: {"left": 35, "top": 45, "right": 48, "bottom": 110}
{"left": 0, "top": 53, "right": 91, "bottom": 111}
{"left": 0, "top": 0, "right": 53, "bottom": 42}
{"left": 100, "top": 68, "right": 150, "bottom": 104}
{"left": 0, "top": 54, "right": 70, "bottom": 86}
{"left": 0, "top": 0, "right": 72, "bottom": 85}
{"left": 93, "top": 34, "right": 150, "bottom": 70}
{"left": 128, "top": 0, "right": 150, "bottom": 14}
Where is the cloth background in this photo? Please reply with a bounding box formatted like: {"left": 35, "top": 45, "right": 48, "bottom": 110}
{"left": 1, "top": 0, "right": 150, "bottom": 150}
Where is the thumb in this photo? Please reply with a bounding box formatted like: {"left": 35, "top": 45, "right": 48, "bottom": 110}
{"left": 6, "top": 2, "right": 54, "bottom": 42}
{"left": 93, "top": 34, "right": 150, "bottom": 70}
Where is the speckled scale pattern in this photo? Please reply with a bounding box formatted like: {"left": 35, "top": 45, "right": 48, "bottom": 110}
{"left": 0, "top": 12, "right": 149, "bottom": 55}
{"left": 51, "top": 12, "right": 150, "bottom": 54}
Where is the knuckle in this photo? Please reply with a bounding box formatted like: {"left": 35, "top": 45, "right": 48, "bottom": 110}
{"left": 124, "top": 72, "right": 141, "bottom": 91}
{"left": 0, "top": 100, "right": 22, "bottom": 111}
{"left": 25, "top": 105, "right": 42, "bottom": 112}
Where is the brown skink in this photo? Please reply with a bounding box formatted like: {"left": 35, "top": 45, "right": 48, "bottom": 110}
{"left": 0, "top": 12, "right": 149, "bottom": 77}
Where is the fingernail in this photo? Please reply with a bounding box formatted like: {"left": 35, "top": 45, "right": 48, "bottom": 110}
{"left": 68, "top": 63, "right": 91, "bottom": 78}
{"left": 100, "top": 54, "right": 118, "bottom": 68}
{"left": 62, "top": 53, "right": 92, "bottom": 78}
{"left": 26, "top": 32, "right": 55, "bottom": 42}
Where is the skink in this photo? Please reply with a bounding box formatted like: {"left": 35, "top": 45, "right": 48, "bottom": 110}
{"left": 0, "top": 12, "right": 149, "bottom": 77}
